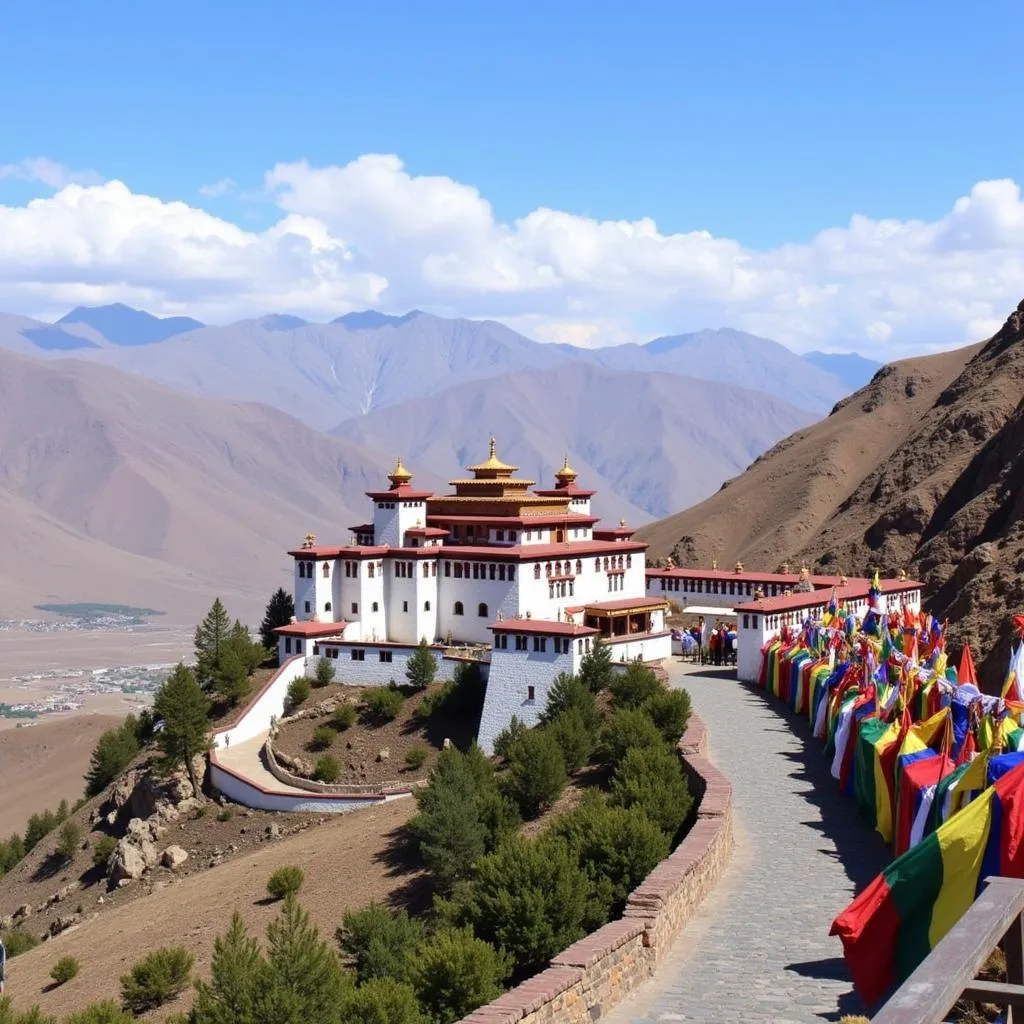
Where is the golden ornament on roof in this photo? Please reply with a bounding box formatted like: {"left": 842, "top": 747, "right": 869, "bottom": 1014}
{"left": 302, "top": 532, "right": 317, "bottom": 549}
{"left": 466, "top": 436, "right": 519, "bottom": 474}
{"left": 388, "top": 457, "right": 413, "bottom": 486}
{"left": 555, "top": 455, "right": 578, "bottom": 484}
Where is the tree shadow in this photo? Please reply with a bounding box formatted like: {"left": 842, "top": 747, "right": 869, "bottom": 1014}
{"left": 32, "top": 852, "right": 70, "bottom": 882}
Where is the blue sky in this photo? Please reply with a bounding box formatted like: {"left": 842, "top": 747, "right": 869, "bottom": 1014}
{"left": 1, "top": 0, "right": 1023, "bottom": 353}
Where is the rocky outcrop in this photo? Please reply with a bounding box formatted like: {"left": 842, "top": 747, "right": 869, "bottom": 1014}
{"left": 161, "top": 845, "right": 189, "bottom": 870}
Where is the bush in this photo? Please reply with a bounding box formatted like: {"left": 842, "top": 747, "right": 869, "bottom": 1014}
{"left": 332, "top": 703, "right": 357, "bottom": 730}
{"left": 642, "top": 687, "right": 692, "bottom": 742}
{"left": 340, "top": 978, "right": 425, "bottom": 1024}
{"left": 309, "top": 725, "right": 335, "bottom": 751}
{"left": 546, "top": 708, "right": 595, "bottom": 774}
{"left": 0, "top": 833, "right": 26, "bottom": 875}
{"left": 92, "top": 834, "right": 117, "bottom": 868}
{"left": 23, "top": 809, "right": 59, "bottom": 852}
{"left": 609, "top": 662, "right": 662, "bottom": 709}
{"left": 365, "top": 687, "right": 404, "bottom": 721}
{"left": 119, "top": 946, "right": 193, "bottom": 1013}
{"left": 405, "top": 744, "right": 429, "bottom": 770}
{"left": 410, "top": 926, "right": 511, "bottom": 1022}
{"left": 56, "top": 820, "right": 82, "bottom": 862}
{"left": 314, "top": 657, "right": 336, "bottom": 687}
{"left": 313, "top": 755, "right": 340, "bottom": 782}
{"left": 491, "top": 716, "right": 526, "bottom": 760}
{"left": 286, "top": 676, "right": 311, "bottom": 710}
{"left": 610, "top": 743, "right": 693, "bottom": 836}
{"left": 85, "top": 720, "right": 141, "bottom": 797}
{"left": 501, "top": 728, "right": 567, "bottom": 819}
{"left": 216, "top": 807, "right": 234, "bottom": 823}
{"left": 50, "top": 956, "right": 80, "bottom": 985}
{"left": 552, "top": 793, "right": 669, "bottom": 927}
{"left": 578, "top": 636, "right": 614, "bottom": 693}
{"left": 457, "top": 834, "right": 588, "bottom": 978}
{"left": 335, "top": 902, "right": 425, "bottom": 984}
{"left": 266, "top": 865, "right": 305, "bottom": 900}
{"left": 3, "top": 928, "right": 39, "bottom": 957}
{"left": 65, "top": 1003, "right": 135, "bottom": 1024}
{"left": 600, "top": 707, "right": 666, "bottom": 768}
{"left": 540, "top": 674, "right": 600, "bottom": 736}
{"left": 405, "top": 638, "right": 438, "bottom": 690}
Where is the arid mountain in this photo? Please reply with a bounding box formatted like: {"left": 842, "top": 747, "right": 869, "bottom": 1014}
{"left": 640, "top": 302, "right": 1024, "bottom": 686}
{"left": 332, "top": 362, "right": 814, "bottom": 520}
{"left": 0, "top": 307, "right": 856, "bottom": 428}
{"left": 0, "top": 349, "right": 406, "bottom": 623}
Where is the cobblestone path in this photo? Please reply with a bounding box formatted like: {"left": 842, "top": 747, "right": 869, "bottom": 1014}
{"left": 602, "top": 663, "right": 890, "bottom": 1023}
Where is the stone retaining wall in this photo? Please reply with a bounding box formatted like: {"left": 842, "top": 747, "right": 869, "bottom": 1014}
{"left": 458, "top": 702, "right": 734, "bottom": 1024}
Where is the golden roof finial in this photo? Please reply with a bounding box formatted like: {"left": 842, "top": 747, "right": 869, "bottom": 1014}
{"left": 302, "top": 532, "right": 316, "bottom": 549}
{"left": 619, "top": 517, "right": 627, "bottom": 528}
{"left": 489, "top": 435, "right": 497, "bottom": 459}
{"left": 466, "top": 436, "right": 518, "bottom": 475}
{"left": 555, "top": 454, "right": 578, "bottom": 484}
{"left": 388, "top": 457, "right": 413, "bottom": 487}
{"left": 899, "top": 567, "right": 908, "bottom": 581}
{"left": 712, "top": 557, "right": 718, "bottom": 570}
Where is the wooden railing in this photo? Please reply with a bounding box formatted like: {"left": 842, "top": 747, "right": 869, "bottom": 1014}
{"left": 874, "top": 875, "right": 1024, "bottom": 1023}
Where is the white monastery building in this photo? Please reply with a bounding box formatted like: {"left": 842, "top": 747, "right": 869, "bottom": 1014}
{"left": 274, "top": 440, "right": 671, "bottom": 752}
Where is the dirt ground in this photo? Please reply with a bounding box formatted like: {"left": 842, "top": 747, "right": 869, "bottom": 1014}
{"left": 274, "top": 682, "right": 477, "bottom": 787}
{"left": 2, "top": 798, "right": 420, "bottom": 1021}
{"left": 0, "top": 715, "right": 122, "bottom": 837}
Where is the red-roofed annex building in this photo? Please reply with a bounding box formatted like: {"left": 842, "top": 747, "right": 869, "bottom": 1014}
{"left": 275, "top": 440, "right": 671, "bottom": 752}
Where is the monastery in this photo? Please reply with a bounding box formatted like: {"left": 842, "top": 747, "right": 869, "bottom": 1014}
{"left": 274, "top": 440, "right": 671, "bottom": 752}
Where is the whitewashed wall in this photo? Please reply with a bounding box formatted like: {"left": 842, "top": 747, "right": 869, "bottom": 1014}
{"left": 314, "top": 643, "right": 463, "bottom": 686}
{"left": 604, "top": 632, "right": 672, "bottom": 664}
{"left": 212, "top": 654, "right": 308, "bottom": 749}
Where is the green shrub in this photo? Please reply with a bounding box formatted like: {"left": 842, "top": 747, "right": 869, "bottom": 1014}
{"left": 501, "top": 728, "right": 567, "bottom": 819}
{"left": 309, "top": 725, "right": 335, "bottom": 751}
{"left": 642, "top": 687, "right": 692, "bottom": 742}
{"left": 85, "top": 720, "right": 141, "bottom": 797}
{"left": 457, "top": 834, "right": 587, "bottom": 978}
{"left": 314, "top": 657, "right": 336, "bottom": 687}
{"left": 340, "top": 978, "right": 426, "bottom": 1023}
{"left": 410, "top": 926, "right": 511, "bottom": 1022}
{"left": 3, "top": 927, "right": 39, "bottom": 957}
{"left": 540, "top": 674, "right": 600, "bottom": 736}
{"left": 119, "top": 946, "right": 193, "bottom": 1013}
{"left": 610, "top": 743, "right": 693, "bottom": 836}
{"left": 50, "top": 956, "right": 80, "bottom": 985}
{"left": 286, "top": 676, "right": 311, "bottom": 711}
{"left": 313, "top": 755, "right": 340, "bottom": 782}
{"left": 64, "top": 1002, "right": 134, "bottom": 1024}
{"left": 365, "top": 687, "right": 404, "bottom": 721}
{"left": 609, "top": 662, "right": 662, "bottom": 708}
{"left": 266, "top": 865, "right": 305, "bottom": 900}
{"left": 335, "top": 902, "right": 425, "bottom": 984}
{"left": 0, "top": 997, "right": 55, "bottom": 1024}
{"left": 600, "top": 707, "right": 666, "bottom": 768}
{"left": 0, "top": 833, "right": 26, "bottom": 874}
{"left": 491, "top": 716, "right": 526, "bottom": 760}
{"left": 405, "top": 744, "right": 429, "bottom": 770}
{"left": 405, "top": 639, "right": 437, "bottom": 690}
{"left": 332, "top": 703, "right": 357, "bottom": 730}
{"left": 546, "top": 708, "right": 595, "bottom": 773}
{"left": 552, "top": 793, "right": 669, "bottom": 927}
{"left": 56, "top": 820, "right": 82, "bottom": 862}
{"left": 578, "top": 636, "right": 614, "bottom": 693}
{"left": 23, "top": 809, "right": 59, "bottom": 852}
{"left": 92, "top": 834, "right": 117, "bottom": 868}
{"left": 216, "top": 807, "right": 234, "bottom": 823}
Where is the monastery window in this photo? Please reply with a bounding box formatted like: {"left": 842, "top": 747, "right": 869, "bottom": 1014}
{"left": 487, "top": 564, "right": 494, "bottom": 580}
{"left": 324, "top": 602, "right": 332, "bottom": 613}
{"left": 569, "top": 581, "right": 574, "bottom": 596}
{"left": 549, "top": 584, "right": 555, "bottom": 599}
{"left": 660, "top": 578, "right": 666, "bottom": 591}
{"left": 372, "top": 601, "right": 379, "bottom": 612}
{"left": 454, "top": 562, "right": 463, "bottom": 578}
{"left": 424, "top": 600, "right": 431, "bottom": 611}
{"left": 545, "top": 562, "right": 551, "bottom": 577}
{"left": 515, "top": 635, "right": 528, "bottom": 651}
{"left": 509, "top": 566, "right": 515, "bottom": 581}
{"left": 554, "top": 561, "right": 561, "bottom": 575}
{"left": 351, "top": 649, "right": 365, "bottom": 661}
{"left": 431, "top": 563, "right": 437, "bottom": 577}
{"left": 585, "top": 638, "right": 591, "bottom": 652}
{"left": 403, "top": 601, "right": 409, "bottom": 612}
{"left": 575, "top": 559, "right": 582, "bottom": 575}
{"left": 496, "top": 529, "right": 505, "bottom": 541}
{"left": 746, "top": 583, "right": 752, "bottom": 595}
{"left": 295, "top": 640, "right": 303, "bottom": 654}
{"left": 534, "top": 564, "right": 541, "bottom": 579}
{"left": 423, "top": 563, "right": 430, "bottom": 578}
{"left": 696, "top": 580, "right": 702, "bottom": 593}
{"left": 578, "top": 639, "right": 584, "bottom": 654}
{"left": 298, "top": 562, "right": 305, "bottom": 578}
{"left": 627, "top": 555, "right": 632, "bottom": 568}
{"left": 314, "top": 644, "right": 320, "bottom": 655}
{"left": 445, "top": 561, "right": 451, "bottom": 577}
{"left": 304, "top": 601, "right": 311, "bottom": 613}
{"left": 306, "top": 562, "right": 313, "bottom": 577}
{"left": 322, "top": 563, "right": 330, "bottom": 578}
{"left": 478, "top": 602, "right": 489, "bottom": 617}
{"left": 509, "top": 531, "right": 517, "bottom": 541}
{"left": 379, "top": 651, "right": 393, "bottom": 663}
{"left": 595, "top": 558, "right": 600, "bottom": 571}
{"left": 463, "top": 562, "right": 470, "bottom": 578}
{"left": 603, "top": 557, "right": 609, "bottom": 571}
{"left": 500, "top": 564, "right": 507, "bottom": 581}
{"left": 743, "top": 614, "right": 749, "bottom": 629}
{"left": 285, "top": 637, "right": 292, "bottom": 654}
{"left": 351, "top": 602, "right": 359, "bottom": 614}
{"left": 527, "top": 685, "right": 535, "bottom": 702}
{"left": 368, "top": 563, "right": 375, "bottom": 578}
{"left": 729, "top": 582, "right": 735, "bottom": 595}
{"left": 533, "top": 636, "right": 547, "bottom": 652}
{"left": 454, "top": 601, "right": 464, "bottom": 616}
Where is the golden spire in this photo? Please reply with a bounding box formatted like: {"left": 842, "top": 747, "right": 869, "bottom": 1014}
{"left": 466, "top": 436, "right": 518, "bottom": 475}
{"left": 619, "top": 518, "right": 627, "bottom": 528}
{"left": 388, "top": 457, "right": 413, "bottom": 487}
{"left": 555, "top": 454, "right": 578, "bottom": 485}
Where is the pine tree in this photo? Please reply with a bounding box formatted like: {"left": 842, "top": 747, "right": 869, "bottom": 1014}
{"left": 405, "top": 638, "right": 437, "bottom": 690}
{"left": 85, "top": 721, "right": 141, "bottom": 797}
{"left": 260, "top": 588, "right": 296, "bottom": 651}
{"left": 192, "top": 912, "right": 267, "bottom": 1024}
{"left": 194, "top": 599, "right": 232, "bottom": 689}
{"left": 578, "top": 636, "right": 614, "bottom": 693}
{"left": 153, "top": 664, "right": 210, "bottom": 797}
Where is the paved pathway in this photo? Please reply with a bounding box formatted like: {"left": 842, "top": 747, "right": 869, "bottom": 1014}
{"left": 214, "top": 733, "right": 313, "bottom": 795}
{"left": 602, "top": 662, "right": 890, "bottom": 1024}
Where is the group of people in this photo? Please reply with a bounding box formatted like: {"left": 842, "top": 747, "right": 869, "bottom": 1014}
{"left": 674, "top": 617, "right": 737, "bottom": 665}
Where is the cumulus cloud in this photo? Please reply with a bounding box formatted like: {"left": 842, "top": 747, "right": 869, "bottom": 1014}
{"left": 2, "top": 154, "right": 1024, "bottom": 357}
{"left": 0, "top": 157, "right": 103, "bottom": 189}
{"left": 199, "top": 177, "right": 237, "bottom": 198}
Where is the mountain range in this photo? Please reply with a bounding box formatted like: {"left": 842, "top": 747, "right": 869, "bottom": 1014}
{"left": 640, "top": 298, "right": 1024, "bottom": 688}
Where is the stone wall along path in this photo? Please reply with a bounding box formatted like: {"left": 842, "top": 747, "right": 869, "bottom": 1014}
{"left": 601, "top": 662, "right": 889, "bottom": 1024}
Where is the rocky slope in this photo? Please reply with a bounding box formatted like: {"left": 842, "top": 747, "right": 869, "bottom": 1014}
{"left": 641, "top": 300, "right": 1024, "bottom": 687}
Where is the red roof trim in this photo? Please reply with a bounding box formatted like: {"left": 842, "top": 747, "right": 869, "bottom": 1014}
{"left": 735, "top": 579, "right": 923, "bottom": 614}
{"left": 491, "top": 618, "right": 598, "bottom": 637}
{"left": 533, "top": 486, "right": 597, "bottom": 498}
{"left": 646, "top": 568, "right": 856, "bottom": 586}
{"left": 365, "top": 489, "right": 434, "bottom": 501}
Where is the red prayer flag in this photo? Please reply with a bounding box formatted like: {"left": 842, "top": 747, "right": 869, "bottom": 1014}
{"left": 959, "top": 643, "right": 978, "bottom": 687}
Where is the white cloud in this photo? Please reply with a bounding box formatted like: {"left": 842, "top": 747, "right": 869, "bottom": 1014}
{"left": 199, "top": 177, "right": 237, "bottom": 198}
{"left": 2, "top": 154, "right": 1024, "bottom": 357}
{"left": 0, "top": 157, "right": 102, "bottom": 189}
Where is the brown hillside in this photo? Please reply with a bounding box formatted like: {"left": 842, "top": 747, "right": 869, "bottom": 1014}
{"left": 640, "top": 299, "right": 1024, "bottom": 687}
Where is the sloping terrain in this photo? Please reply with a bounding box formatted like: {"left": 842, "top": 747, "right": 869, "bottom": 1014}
{"left": 0, "top": 350, "right": 403, "bottom": 623}
{"left": 641, "top": 302, "right": 1024, "bottom": 686}
{"left": 332, "top": 361, "right": 815, "bottom": 520}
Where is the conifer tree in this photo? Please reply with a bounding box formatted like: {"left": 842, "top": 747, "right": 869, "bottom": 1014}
{"left": 153, "top": 664, "right": 210, "bottom": 797}
{"left": 578, "top": 636, "right": 614, "bottom": 693}
{"left": 405, "top": 638, "right": 437, "bottom": 690}
{"left": 192, "top": 912, "right": 266, "bottom": 1024}
{"left": 260, "top": 588, "right": 295, "bottom": 651}
{"left": 195, "top": 599, "right": 232, "bottom": 688}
